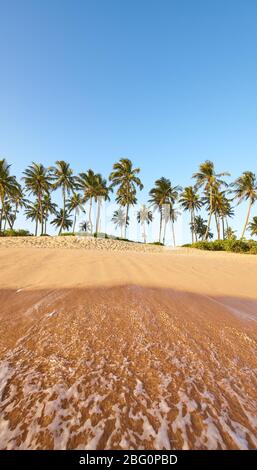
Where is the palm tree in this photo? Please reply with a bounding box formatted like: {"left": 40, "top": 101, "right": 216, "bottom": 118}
{"left": 79, "top": 221, "right": 88, "bottom": 232}
{"left": 202, "top": 189, "right": 231, "bottom": 240}
{"left": 179, "top": 186, "right": 202, "bottom": 242}
{"left": 50, "top": 209, "right": 72, "bottom": 235}
{"left": 168, "top": 205, "right": 180, "bottom": 247}
{"left": 190, "top": 215, "right": 213, "bottom": 241}
{"left": 112, "top": 208, "right": 129, "bottom": 238}
{"left": 109, "top": 158, "right": 143, "bottom": 237}
{"left": 217, "top": 195, "right": 234, "bottom": 239}
{"left": 2, "top": 199, "right": 15, "bottom": 230}
{"left": 67, "top": 193, "right": 85, "bottom": 233}
{"left": 23, "top": 163, "right": 52, "bottom": 235}
{"left": 94, "top": 175, "right": 112, "bottom": 233}
{"left": 24, "top": 201, "right": 41, "bottom": 236}
{"left": 0, "top": 159, "right": 20, "bottom": 231}
{"left": 224, "top": 226, "right": 237, "bottom": 240}
{"left": 10, "top": 184, "right": 28, "bottom": 229}
{"left": 232, "top": 171, "right": 257, "bottom": 239}
{"left": 193, "top": 160, "right": 229, "bottom": 240}
{"left": 76, "top": 169, "right": 100, "bottom": 233}
{"left": 137, "top": 205, "right": 153, "bottom": 243}
{"left": 248, "top": 216, "right": 257, "bottom": 238}
{"left": 42, "top": 194, "right": 57, "bottom": 234}
{"left": 149, "top": 177, "right": 181, "bottom": 243}
{"left": 51, "top": 161, "right": 75, "bottom": 234}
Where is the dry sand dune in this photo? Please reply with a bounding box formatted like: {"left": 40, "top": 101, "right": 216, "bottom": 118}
{"left": 0, "top": 239, "right": 257, "bottom": 449}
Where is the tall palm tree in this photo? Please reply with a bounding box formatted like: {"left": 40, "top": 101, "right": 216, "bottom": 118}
{"left": 76, "top": 169, "right": 100, "bottom": 233}
{"left": 137, "top": 205, "right": 153, "bottom": 243}
{"left": 0, "top": 159, "right": 20, "bottom": 231}
{"left": 50, "top": 209, "right": 72, "bottom": 235}
{"left": 248, "top": 216, "right": 257, "bottom": 238}
{"left": 112, "top": 208, "right": 129, "bottom": 238}
{"left": 24, "top": 201, "right": 41, "bottom": 236}
{"left": 51, "top": 161, "right": 75, "bottom": 234}
{"left": 109, "top": 158, "right": 143, "bottom": 237}
{"left": 217, "top": 194, "right": 234, "bottom": 239}
{"left": 232, "top": 171, "right": 257, "bottom": 239}
{"left": 224, "top": 226, "right": 237, "bottom": 240}
{"left": 149, "top": 177, "right": 181, "bottom": 243}
{"left": 179, "top": 186, "right": 202, "bottom": 242}
{"left": 190, "top": 215, "right": 213, "bottom": 241}
{"left": 193, "top": 160, "right": 229, "bottom": 240}
{"left": 168, "top": 205, "right": 180, "bottom": 247}
{"left": 67, "top": 193, "right": 85, "bottom": 233}
{"left": 2, "top": 199, "right": 15, "bottom": 230}
{"left": 94, "top": 175, "right": 112, "bottom": 233}
{"left": 202, "top": 189, "right": 232, "bottom": 240}
{"left": 42, "top": 194, "right": 57, "bottom": 234}
{"left": 10, "top": 184, "right": 28, "bottom": 229}
{"left": 23, "top": 163, "right": 52, "bottom": 235}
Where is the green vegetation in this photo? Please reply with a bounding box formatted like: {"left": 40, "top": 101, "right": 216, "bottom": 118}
{"left": 0, "top": 229, "right": 31, "bottom": 237}
{"left": 1, "top": 157, "right": 257, "bottom": 245}
{"left": 183, "top": 239, "right": 257, "bottom": 254}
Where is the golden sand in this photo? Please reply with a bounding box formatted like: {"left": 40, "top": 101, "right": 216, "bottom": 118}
{"left": 0, "top": 238, "right": 257, "bottom": 449}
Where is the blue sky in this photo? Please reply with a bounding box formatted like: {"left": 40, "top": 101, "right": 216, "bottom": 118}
{"left": 0, "top": 0, "right": 257, "bottom": 242}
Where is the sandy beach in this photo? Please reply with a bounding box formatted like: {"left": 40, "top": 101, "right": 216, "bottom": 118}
{"left": 0, "top": 237, "right": 257, "bottom": 450}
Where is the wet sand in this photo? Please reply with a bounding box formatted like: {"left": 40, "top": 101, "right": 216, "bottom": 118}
{"left": 0, "top": 241, "right": 257, "bottom": 449}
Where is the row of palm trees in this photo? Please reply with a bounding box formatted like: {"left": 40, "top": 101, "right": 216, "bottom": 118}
{"left": 0, "top": 157, "right": 257, "bottom": 242}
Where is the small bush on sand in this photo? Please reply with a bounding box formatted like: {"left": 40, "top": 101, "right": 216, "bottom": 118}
{"left": 249, "top": 245, "right": 257, "bottom": 254}
{"left": 59, "top": 232, "right": 75, "bottom": 236}
{"left": 0, "top": 229, "right": 32, "bottom": 237}
{"left": 223, "top": 239, "right": 249, "bottom": 253}
{"left": 190, "top": 239, "right": 255, "bottom": 253}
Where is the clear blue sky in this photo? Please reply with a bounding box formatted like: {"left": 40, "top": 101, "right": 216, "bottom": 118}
{"left": 0, "top": 0, "right": 257, "bottom": 241}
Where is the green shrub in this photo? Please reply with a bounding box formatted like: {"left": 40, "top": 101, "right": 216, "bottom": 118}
{"left": 223, "top": 239, "right": 249, "bottom": 253}
{"left": 93, "top": 232, "right": 109, "bottom": 239}
{"left": 60, "top": 232, "right": 75, "bottom": 236}
{"left": 191, "top": 241, "right": 216, "bottom": 250}
{"left": 249, "top": 245, "right": 257, "bottom": 254}
{"left": 190, "top": 239, "right": 253, "bottom": 253}
{"left": 0, "top": 229, "right": 32, "bottom": 237}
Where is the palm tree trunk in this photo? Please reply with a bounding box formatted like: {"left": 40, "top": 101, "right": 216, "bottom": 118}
{"left": 143, "top": 222, "right": 146, "bottom": 243}
{"left": 96, "top": 200, "right": 101, "bottom": 234}
{"left": 205, "top": 187, "right": 213, "bottom": 240}
{"left": 171, "top": 219, "right": 176, "bottom": 247}
{"left": 222, "top": 217, "right": 225, "bottom": 240}
{"left": 73, "top": 211, "right": 76, "bottom": 233}
{"left": 35, "top": 219, "right": 38, "bottom": 236}
{"left": 38, "top": 192, "right": 44, "bottom": 236}
{"left": 215, "top": 213, "right": 220, "bottom": 240}
{"left": 3, "top": 205, "right": 12, "bottom": 230}
{"left": 163, "top": 220, "right": 167, "bottom": 245}
{"left": 159, "top": 208, "right": 163, "bottom": 243}
{"left": 241, "top": 200, "right": 252, "bottom": 240}
{"left": 89, "top": 198, "right": 93, "bottom": 233}
{"left": 192, "top": 208, "right": 197, "bottom": 242}
{"left": 190, "top": 211, "right": 194, "bottom": 243}
{"left": 0, "top": 194, "right": 5, "bottom": 231}
{"left": 60, "top": 189, "right": 66, "bottom": 235}
{"left": 125, "top": 204, "right": 129, "bottom": 239}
